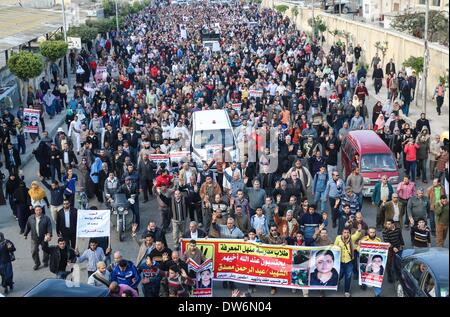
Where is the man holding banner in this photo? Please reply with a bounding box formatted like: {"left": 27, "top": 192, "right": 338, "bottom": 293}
{"left": 356, "top": 227, "right": 383, "bottom": 296}
{"left": 358, "top": 233, "right": 390, "bottom": 297}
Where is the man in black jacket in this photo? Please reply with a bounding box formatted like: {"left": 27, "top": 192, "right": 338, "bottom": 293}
{"left": 137, "top": 154, "right": 156, "bottom": 202}
{"left": 24, "top": 206, "right": 53, "bottom": 270}
{"left": 41, "top": 177, "right": 65, "bottom": 223}
{"left": 49, "top": 143, "right": 62, "bottom": 182}
{"left": 140, "top": 221, "right": 167, "bottom": 247}
{"left": 372, "top": 64, "right": 384, "bottom": 94}
{"left": 56, "top": 199, "right": 78, "bottom": 248}
{"left": 61, "top": 142, "right": 78, "bottom": 171}
{"left": 179, "top": 175, "right": 202, "bottom": 225}
{"left": 182, "top": 221, "right": 207, "bottom": 239}
{"left": 118, "top": 176, "right": 140, "bottom": 227}
{"left": 157, "top": 188, "right": 188, "bottom": 250}
{"left": 125, "top": 126, "right": 140, "bottom": 164}
{"left": 42, "top": 235, "right": 77, "bottom": 279}
{"left": 4, "top": 144, "right": 21, "bottom": 176}
{"left": 385, "top": 58, "right": 396, "bottom": 75}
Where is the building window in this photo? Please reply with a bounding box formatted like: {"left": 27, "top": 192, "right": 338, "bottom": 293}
{"left": 432, "top": 0, "right": 441, "bottom": 6}
{"left": 419, "top": 0, "right": 426, "bottom": 4}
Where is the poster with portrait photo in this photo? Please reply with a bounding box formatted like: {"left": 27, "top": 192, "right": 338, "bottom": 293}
{"left": 23, "top": 108, "right": 40, "bottom": 133}
{"left": 307, "top": 249, "right": 340, "bottom": 289}
{"left": 187, "top": 258, "right": 213, "bottom": 297}
{"left": 358, "top": 242, "right": 389, "bottom": 288}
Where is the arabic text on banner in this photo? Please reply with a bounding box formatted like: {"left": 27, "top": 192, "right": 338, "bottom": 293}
{"left": 181, "top": 239, "right": 341, "bottom": 290}
{"left": 358, "top": 241, "right": 390, "bottom": 288}
{"left": 76, "top": 209, "right": 110, "bottom": 238}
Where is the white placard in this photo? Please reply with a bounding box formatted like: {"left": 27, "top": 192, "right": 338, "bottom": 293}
{"left": 76, "top": 209, "right": 110, "bottom": 238}
{"left": 67, "top": 36, "right": 82, "bottom": 49}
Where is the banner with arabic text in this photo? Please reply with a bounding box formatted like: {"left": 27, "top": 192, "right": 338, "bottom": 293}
{"left": 181, "top": 239, "right": 341, "bottom": 290}
{"left": 358, "top": 241, "right": 390, "bottom": 288}
{"left": 76, "top": 209, "right": 110, "bottom": 238}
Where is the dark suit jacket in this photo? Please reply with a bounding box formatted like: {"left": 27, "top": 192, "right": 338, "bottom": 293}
{"left": 24, "top": 214, "right": 52, "bottom": 241}
{"left": 5, "top": 148, "right": 21, "bottom": 169}
{"left": 118, "top": 183, "right": 139, "bottom": 198}
{"left": 56, "top": 208, "right": 78, "bottom": 238}
{"left": 61, "top": 150, "right": 78, "bottom": 166}
{"left": 138, "top": 160, "right": 156, "bottom": 181}
{"left": 125, "top": 132, "right": 139, "bottom": 148}
{"left": 182, "top": 229, "right": 207, "bottom": 239}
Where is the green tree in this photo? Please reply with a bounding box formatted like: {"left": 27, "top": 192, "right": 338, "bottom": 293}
{"left": 403, "top": 56, "right": 424, "bottom": 106}
{"left": 274, "top": 4, "right": 289, "bottom": 14}
{"left": 102, "top": 0, "right": 114, "bottom": 18}
{"left": 291, "top": 6, "right": 299, "bottom": 21}
{"left": 374, "top": 41, "right": 389, "bottom": 67}
{"left": 39, "top": 40, "right": 68, "bottom": 62}
{"left": 86, "top": 18, "right": 115, "bottom": 34}
{"left": 391, "top": 9, "right": 449, "bottom": 47}
{"left": 7, "top": 51, "right": 43, "bottom": 104}
{"left": 68, "top": 25, "right": 99, "bottom": 43}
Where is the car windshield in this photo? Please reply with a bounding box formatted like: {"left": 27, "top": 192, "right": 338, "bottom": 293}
{"left": 360, "top": 154, "right": 397, "bottom": 172}
{"left": 193, "top": 129, "right": 234, "bottom": 149}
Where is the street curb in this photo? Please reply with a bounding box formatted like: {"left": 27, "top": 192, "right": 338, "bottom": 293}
{"left": 21, "top": 115, "right": 66, "bottom": 168}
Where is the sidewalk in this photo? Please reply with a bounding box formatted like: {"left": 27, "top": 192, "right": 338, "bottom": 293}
{"left": 364, "top": 74, "right": 449, "bottom": 135}
{"left": 0, "top": 72, "right": 75, "bottom": 175}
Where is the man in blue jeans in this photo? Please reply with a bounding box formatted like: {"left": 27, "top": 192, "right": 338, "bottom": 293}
{"left": 334, "top": 227, "right": 361, "bottom": 297}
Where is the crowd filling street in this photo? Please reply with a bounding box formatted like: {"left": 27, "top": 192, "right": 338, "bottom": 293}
{"left": 0, "top": 0, "right": 448, "bottom": 298}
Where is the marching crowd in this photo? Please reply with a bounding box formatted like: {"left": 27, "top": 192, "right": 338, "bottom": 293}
{"left": 0, "top": 0, "right": 449, "bottom": 298}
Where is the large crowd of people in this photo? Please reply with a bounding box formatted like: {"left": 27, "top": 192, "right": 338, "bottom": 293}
{"left": 0, "top": 0, "right": 448, "bottom": 298}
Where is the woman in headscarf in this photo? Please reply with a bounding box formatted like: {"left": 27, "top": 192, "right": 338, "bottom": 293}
{"left": 373, "top": 113, "right": 385, "bottom": 133}
{"left": 28, "top": 181, "right": 50, "bottom": 215}
{"left": 32, "top": 141, "right": 51, "bottom": 179}
{"left": 388, "top": 127, "right": 403, "bottom": 167}
{"left": 13, "top": 181, "right": 31, "bottom": 234}
{"left": 76, "top": 157, "right": 90, "bottom": 194}
{"left": 0, "top": 232, "right": 16, "bottom": 294}
{"left": 88, "top": 157, "right": 103, "bottom": 201}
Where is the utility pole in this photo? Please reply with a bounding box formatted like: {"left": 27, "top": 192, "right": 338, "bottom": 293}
{"left": 423, "top": 0, "right": 429, "bottom": 114}
{"left": 61, "top": 0, "right": 68, "bottom": 81}
{"left": 61, "top": 0, "right": 67, "bottom": 42}
{"left": 312, "top": 0, "right": 315, "bottom": 41}
{"left": 115, "top": 0, "right": 120, "bottom": 34}
{"left": 339, "top": 0, "right": 341, "bottom": 16}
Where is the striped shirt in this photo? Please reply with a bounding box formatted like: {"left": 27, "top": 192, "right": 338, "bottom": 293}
{"left": 411, "top": 226, "right": 431, "bottom": 248}
{"left": 382, "top": 227, "right": 405, "bottom": 249}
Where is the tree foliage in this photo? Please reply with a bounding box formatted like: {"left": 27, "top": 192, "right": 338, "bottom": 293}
{"left": 68, "top": 25, "right": 99, "bottom": 43}
{"left": 402, "top": 56, "right": 424, "bottom": 74}
{"left": 39, "top": 40, "right": 68, "bottom": 62}
{"left": 291, "top": 6, "right": 299, "bottom": 18}
{"left": 274, "top": 5, "right": 289, "bottom": 13}
{"left": 391, "top": 9, "right": 449, "bottom": 47}
{"left": 86, "top": 18, "right": 115, "bottom": 33}
{"left": 7, "top": 51, "right": 43, "bottom": 81}
{"left": 102, "top": 0, "right": 114, "bottom": 18}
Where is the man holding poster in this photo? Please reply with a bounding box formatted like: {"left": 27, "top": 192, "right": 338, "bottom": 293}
{"left": 76, "top": 209, "right": 110, "bottom": 239}
{"left": 358, "top": 236, "right": 390, "bottom": 297}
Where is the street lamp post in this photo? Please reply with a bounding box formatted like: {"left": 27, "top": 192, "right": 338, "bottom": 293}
{"left": 423, "top": 0, "right": 429, "bottom": 114}
{"left": 61, "top": 0, "right": 68, "bottom": 80}
{"left": 115, "top": 0, "right": 120, "bottom": 34}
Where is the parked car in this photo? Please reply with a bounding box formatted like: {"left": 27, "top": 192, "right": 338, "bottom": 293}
{"left": 394, "top": 248, "right": 449, "bottom": 297}
{"left": 24, "top": 279, "right": 110, "bottom": 297}
{"left": 324, "top": 0, "right": 359, "bottom": 14}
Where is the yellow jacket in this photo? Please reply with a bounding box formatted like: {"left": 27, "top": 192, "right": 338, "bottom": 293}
{"left": 334, "top": 231, "right": 363, "bottom": 263}
{"left": 356, "top": 235, "right": 382, "bottom": 252}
